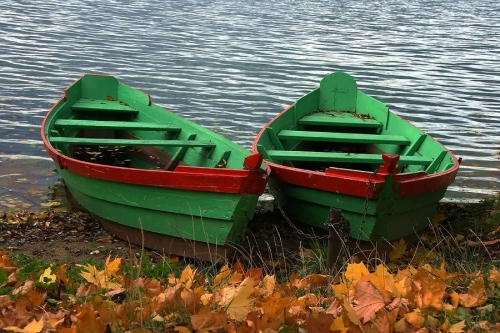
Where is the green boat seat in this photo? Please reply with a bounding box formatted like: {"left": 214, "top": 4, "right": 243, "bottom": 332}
{"left": 298, "top": 113, "right": 383, "bottom": 129}
{"left": 49, "top": 137, "right": 216, "bottom": 148}
{"left": 265, "top": 150, "right": 433, "bottom": 166}
{"left": 71, "top": 99, "right": 139, "bottom": 115}
{"left": 278, "top": 130, "right": 410, "bottom": 145}
{"left": 54, "top": 119, "right": 181, "bottom": 132}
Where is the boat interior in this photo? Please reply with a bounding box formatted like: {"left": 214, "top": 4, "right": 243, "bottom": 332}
{"left": 48, "top": 97, "right": 233, "bottom": 171}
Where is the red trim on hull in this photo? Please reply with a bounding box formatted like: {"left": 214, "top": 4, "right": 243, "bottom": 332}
{"left": 42, "top": 145, "right": 268, "bottom": 195}
{"left": 252, "top": 103, "right": 460, "bottom": 199}
{"left": 41, "top": 80, "right": 269, "bottom": 196}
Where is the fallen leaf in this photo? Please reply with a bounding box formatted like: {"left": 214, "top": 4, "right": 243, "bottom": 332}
{"left": 221, "top": 277, "right": 254, "bottom": 321}
{"left": 4, "top": 317, "right": 44, "bottom": 333}
{"left": 353, "top": 280, "right": 390, "bottom": 324}
{"left": 389, "top": 239, "right": 406, "bottom": 262}
{"left": 448, "top": 320, "right": 466, "bottom": 333}
{"left": 38, "top": 267, "right": 56, "bottom": 284}
{"left": 459, "top": 276, "right": 487, "bottom": 308}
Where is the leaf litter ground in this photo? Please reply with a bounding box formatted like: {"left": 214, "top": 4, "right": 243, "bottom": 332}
{"left": 1, "top": 196, "right": 500, "bottom": 332}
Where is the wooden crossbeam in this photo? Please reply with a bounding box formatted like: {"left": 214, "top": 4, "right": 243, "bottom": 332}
{"left": 278, "top": 130, "right": 410, "bottom": 145}
{"left": 266, "top": 150, "right": 433, "bottom": 166}
{"left": 49, "top": 137, "right": 215, "bottom": 148}
{"left": 55, "top": 119, "right": 181, "bottom": 132}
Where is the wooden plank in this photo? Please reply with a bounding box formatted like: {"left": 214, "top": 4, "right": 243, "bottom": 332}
{"left": 71, "top": 99, "right": 138, "bottom": 114}
{"left": 278, "top": 130, "right": 410, "bottom": 145}
{"left": 298, "top": 112, "right": 383, "bottom": 129}
{"left": 165, "top": 134, "right": 197, "bottom": 170}
{"left": 425, "top": 151, "right": 448, "bottom": 174}
{"left": 403, "top": 134, "right": 426, "bottom": 156}
{"left": 49, "top": 137, "right": 215, "bottom": 148}
{"left": 266, "top": 150, "right": 433, "bottom": 166}
{"left": 55, "top": 119, "right": 181, "bottom": 132}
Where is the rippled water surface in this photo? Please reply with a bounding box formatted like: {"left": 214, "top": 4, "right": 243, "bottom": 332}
{"left": 1, "top": 0, "right": 499, "bottom": 209}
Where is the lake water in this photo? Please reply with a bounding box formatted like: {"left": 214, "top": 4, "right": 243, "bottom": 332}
{"left": 1, "top": 0, "right": 499, "bottom": 211}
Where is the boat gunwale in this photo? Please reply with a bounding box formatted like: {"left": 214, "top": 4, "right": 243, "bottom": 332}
{"left": 252, "top": 102, "right": 460, "bottom": 199}
{"left": 41, "top": 75, "right": 270, "bottom": 196}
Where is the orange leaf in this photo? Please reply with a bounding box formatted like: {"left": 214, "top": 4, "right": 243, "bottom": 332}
{"left": 4, "top": 317, "right": 44, "bottom": 333}
{"left": 459, "top": 276, "right": 487, "bottom": 308}
{"left": 412, "top": 267, "right": 446, "bottom": 311}
{"left": 404, "top": 309, "right": 425, "bottom": 328}
{"left": 191, "top": 307, "right": 226, "bottom": 332}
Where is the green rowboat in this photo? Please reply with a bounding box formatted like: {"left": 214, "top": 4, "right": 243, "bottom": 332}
{"left": 42, "top": 74, "right": 269, "bottom": 261}
{"left": 253, "top": 72, "right": 460, "bottom": 243}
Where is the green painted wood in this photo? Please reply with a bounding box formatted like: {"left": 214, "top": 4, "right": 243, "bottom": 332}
{"left": 319, "top": 72, "right": 358, "bottom": 112}
{"left": 266, "top": 127, "right": 284, "bottom": 150}
{"left": 71, "top": 99, "right": 139, "bottom": 114}
{"left": 298, "top": 112, "right": 383, "bottom": 128}
{"left": 403, "top": 134, "right": 427, "bottom": 156}
{"left": 266, "top": 150, "right": 433, "bottom": 165}
{"left": 166, "top": 133, "right": 197, "bottom": 170}
{"left": 54, "top": 119, "right": 181, "bottom": 132}
{"left": 61, "top": 169, "right": 259, "bottom": 245}
{"left": 215, "top": 151, "right": 232, "bottom": 168}
{"left": 272, "top": 178, "right": 447, "bottom": 241}
{"left": 425, "top": 151, "right": 448, "bottom": 174}
{"left": 256, "top": 144, "right": 272, "bottom": 161}
{"left": 278, "top": 130, "right": 411, "bottom": 145}
{"left": 49, "top": 137, "right": 216, "bottom": 148}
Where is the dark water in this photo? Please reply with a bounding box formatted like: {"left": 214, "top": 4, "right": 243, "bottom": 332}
{"left": 1, "top": 0, "right": 499, "bottom": 210}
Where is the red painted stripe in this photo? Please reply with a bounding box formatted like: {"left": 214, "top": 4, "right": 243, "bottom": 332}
{"left": 41, "top": 78, "right": 269, "bottom": 196}
{"left": 252, "top": 103, "right": 460, "bottom": 199}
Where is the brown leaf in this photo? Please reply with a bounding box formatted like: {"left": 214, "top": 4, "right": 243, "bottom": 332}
{"left": 191, "top": 307, "right": 227, "bottom": 332}
{"left": 353, "top": 280, "right": 390, "bottom": 324}
{"left": 467, "top": 239, "right": 500, "bottom": 247}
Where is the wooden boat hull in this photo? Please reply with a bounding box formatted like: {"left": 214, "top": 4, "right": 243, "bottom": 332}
{"left": 42, "top": 74, "right": 269, "bottom": 260}
{"left": 253, "top": 72, "right": 460, "bottom": 242}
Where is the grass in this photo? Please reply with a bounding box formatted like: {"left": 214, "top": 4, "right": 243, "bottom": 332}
{"left": 1, "top": 193, "right": 500, "bottom": 332}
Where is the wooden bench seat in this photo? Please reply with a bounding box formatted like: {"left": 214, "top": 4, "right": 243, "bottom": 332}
{"left": 49, "top": 137, "right": 215, "bottom": 148}
{"left": 298, "top": 112, "right": 383, "bottom": 129}
{"left": 54, "top": 119, "right": 181, "bottom": 132}
{"left": 71, "top": 99, "right": 138, "bottom": 115}
{"left": 265, "top": 150, "right": 433, "bottom": 166}
{"left": 278, "top": 130, "right": 410, "bottom": 145}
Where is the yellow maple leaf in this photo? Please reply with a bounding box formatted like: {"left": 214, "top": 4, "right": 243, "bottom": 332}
{"left": 4, "top": 317, "right": 44, "bottom": 333}
{"left": 261, "top": 274, "right": 276, "bottom": 294}
{"left": 179, "top": 266, "right": 196, "bottom": 290}
{"left": 343, "top": 262, "right": 370, "bottom": 284}
{"left": 331, "top": 282, "right": 349, "bottom": 300}
{"left": 212, "top": 264, "right": 232, "bottom": 288}
{"left": 39, "top": 267, "right": 56, "bottom": 284}
{"left": 389, "top": 239, "right": 406, "bottom": 262}
{"left": 221, "top": 277, "right": 254, "bottom": 321}
{"left": 104, "top": 256, "right": 122, "bottom": 277}
{"left": 330, "top": 315, "right": 348, "bottom": 333}
{"left": 405, "top": 309, "right": 425, "bottom": 328}
{"left": 342, "top": 298, "right": 360, "bottom": 327}
{"left": 78, "top": 259, "right": 122, "bottom": 290}
{"left": 448, "top": 320, "right": 466, "bottom": 333}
